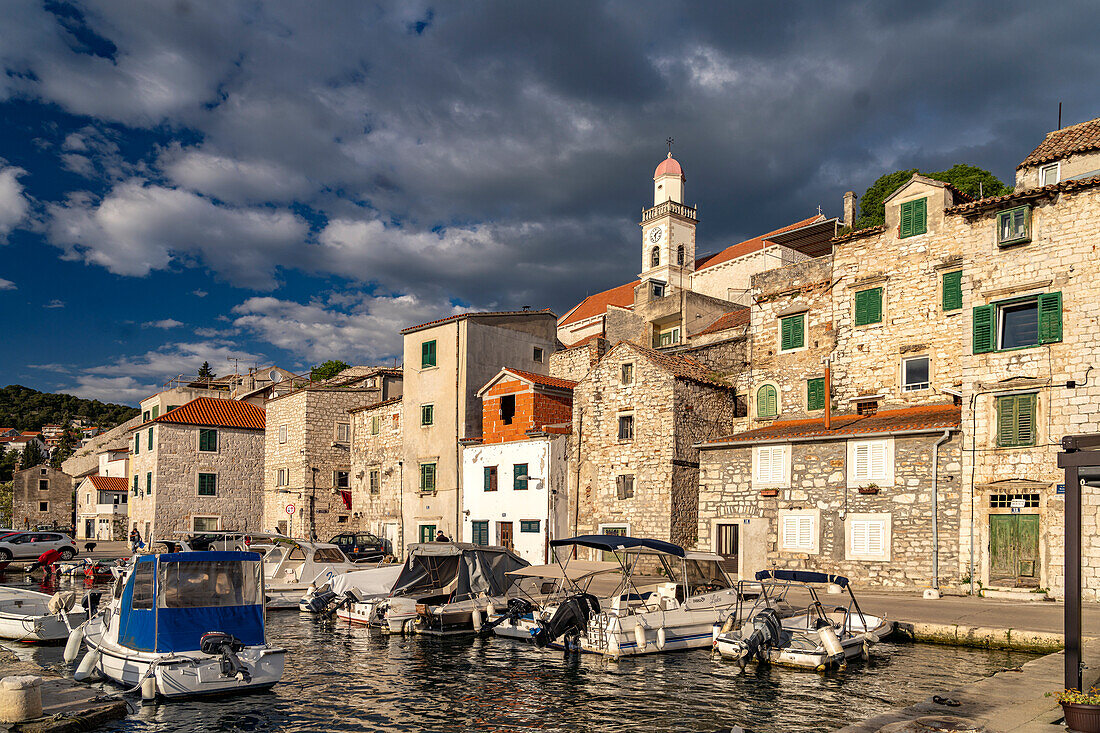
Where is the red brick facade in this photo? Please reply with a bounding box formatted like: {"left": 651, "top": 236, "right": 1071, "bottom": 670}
{"left": 482, "top": 378, "right": 573, "bottom": 444}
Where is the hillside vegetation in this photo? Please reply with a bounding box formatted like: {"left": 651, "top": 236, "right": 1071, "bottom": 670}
{"left": 0, "top": 384, "right": 139, "bottom": 432}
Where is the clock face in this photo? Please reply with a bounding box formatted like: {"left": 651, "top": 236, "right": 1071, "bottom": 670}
{"left": 648, "top": 226, "right": 664, "bottom": 244}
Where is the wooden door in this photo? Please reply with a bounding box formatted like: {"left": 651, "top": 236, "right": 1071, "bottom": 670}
{"left": 716, "top": 523, "right": 739, "bottom": 573}
{"left": 989, "top": 514, "right": 1040, "bottom": 587}
{"left": 497, "top": 521, "right": 513, "bottom": 552}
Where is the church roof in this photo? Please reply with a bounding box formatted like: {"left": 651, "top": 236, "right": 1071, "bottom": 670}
{"left": 694, "top": 214, "right": 824, "bottom": 271}
{"left": 558, "top": 281, "right": 636, "bottom": 329}
{"left": 654, "top": 154, "right": 684, "bottom": 180}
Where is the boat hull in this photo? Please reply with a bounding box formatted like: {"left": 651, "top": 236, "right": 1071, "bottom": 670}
{"left": 714, "top": 616, "right": 892, "bottom": 670}
{"left": 0, "top": 610, "right": 85, "bottom": 642}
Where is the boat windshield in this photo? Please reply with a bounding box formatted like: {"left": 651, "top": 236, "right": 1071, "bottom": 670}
{"left": 313, "top": 547, "right": 346, "bottom": 564}
{"left": 158, "top": 560, "right": 262, "bottom": 608}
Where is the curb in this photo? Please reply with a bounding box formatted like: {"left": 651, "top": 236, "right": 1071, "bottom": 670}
{"left": 891, "top": 620, "right": 1065, "bottom": 652}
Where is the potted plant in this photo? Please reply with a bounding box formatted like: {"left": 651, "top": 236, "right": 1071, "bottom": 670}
{"left": 1050, "top": 688, "right": 1100, "bottom": 731}
{"left": 858, "top": 482, "right": 880, "bottom": 495}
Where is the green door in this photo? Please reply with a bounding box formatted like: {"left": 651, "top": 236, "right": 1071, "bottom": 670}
{"left": 989, "top": 514, "right": 1040, "bottom": 587}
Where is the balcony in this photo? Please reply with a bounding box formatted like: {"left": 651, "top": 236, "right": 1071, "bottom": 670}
{"left": 641, "top": 200, "right": 697, "bottom": 224}
{"left": 92, "top": 503, "right": 127, "bottom": 515}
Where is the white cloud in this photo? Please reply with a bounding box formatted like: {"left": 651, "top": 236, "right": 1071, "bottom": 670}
{"left": 46, "top": 179, "right": 308, "bottom": 290}
{"left": 142, "top": 318, "right": 183, "bottom": 329}
{"left": 192, "top": 289, "right": 208, "bottom": 298}
{"left": 0, "top": 166, "right": 29, "bottom": 241}
{"left": 231, "top": 292, "right": 458, "bottom": 364}
{"left": 43, "top": 299, "right": 64, "bottom": 308}
{"left": 160, "top": 146, "right": 312, "bottom": 204}
{"left": 0, "top": 277, "right": 15, "bottom": 291}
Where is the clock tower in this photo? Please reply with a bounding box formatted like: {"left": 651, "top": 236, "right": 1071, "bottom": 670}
{"left": 639, "top": 150, "right": 696, "bottom": 290}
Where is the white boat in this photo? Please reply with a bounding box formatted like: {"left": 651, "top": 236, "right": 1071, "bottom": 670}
{"left": 484, "top": 561, "right": 620, "bottom": 640}
{"left": 0, "top": 588, "right": 85, "bottom": 642}
{"left": 530, "top": 535, "right": 747, "bottom": 657}
{"left": 298, "top": 563, "right": 403, "bottom": 614}
{"left": 68, "top": 550, "right": 285, "bottom": 700}
{"left": 714, "top": 569, "right": 891, "bottom": 671}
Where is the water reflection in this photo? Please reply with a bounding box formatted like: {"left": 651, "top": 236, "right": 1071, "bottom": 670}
{"left": 8, "top": 582, "right": 1037, "bottom": 733}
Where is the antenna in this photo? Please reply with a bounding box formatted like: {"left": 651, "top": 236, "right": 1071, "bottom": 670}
{"left": 226, "top": 356, "right": 244, "bottom": 376}
{"left": 1058, "top": 101, "right": 1062, "bottom": 129}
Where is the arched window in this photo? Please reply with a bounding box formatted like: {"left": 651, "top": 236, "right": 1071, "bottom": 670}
{"left": 649, "top": 246, "right": 659, "bottom": 268}
{"left": 676, "top": 244, "right": 685, "bottom": 266}
{"left": 756, "top": 385, "right": 778, "bottom": 419}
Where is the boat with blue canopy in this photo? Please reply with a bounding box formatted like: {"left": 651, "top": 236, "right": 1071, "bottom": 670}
{"left": 66, "top": 550, "right": 285, "bottom": 700}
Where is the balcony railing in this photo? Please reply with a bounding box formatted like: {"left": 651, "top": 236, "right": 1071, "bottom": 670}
{"left": 641, "top": 200, "right": 697, "bottom": 223}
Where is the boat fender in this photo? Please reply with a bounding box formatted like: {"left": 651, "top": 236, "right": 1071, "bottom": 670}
{"left": 711, "top": 623, "right": 721, "bottom": 646}
{"left": 607, "top": 632, "right": 620, "bottom": 657}
{"left": 471, "top": 610, "right": 482, "bottom": 632}
{"left": 720, "top": 614, "right": 737, "bottom": 635}
{"left": 633, "top": 624, "right": 647, "bottom": 652}
{"left": 140, "top": 675, "right": 156, "bottom": 704}
{"left": 486, "top": 602, "right": 495, "bottom": 617}
{"left": 656, "top": 627, "right": 667, "bottom": 651}
{"left": 866, "top": 632, "right": 880, "bottom": 644}
{"left": 861, "top": 640, "right": 870, "bottom": 662}
{"left": 404, "top": 618, "right": 416, "bottom": 635}
{"left": 63, "top": 622, "right": 86, "bottom": 663}
{"left": 73, "top": 649, "right": 100, "bottom": 681}
{"left": 817, "top": 626, "right": 845, "bottom": 661}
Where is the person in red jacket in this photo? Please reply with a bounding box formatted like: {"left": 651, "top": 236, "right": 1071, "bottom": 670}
{"left": 29, "top": 548, "right": 64, "bottom": 576}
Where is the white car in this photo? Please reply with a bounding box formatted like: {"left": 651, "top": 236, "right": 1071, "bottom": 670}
{"left": 0, "top": 532, "right": 79, "bottom": 561}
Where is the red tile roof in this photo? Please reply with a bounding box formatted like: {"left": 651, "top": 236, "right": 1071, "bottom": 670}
{"left": 1019, "top": 117, "right": 1100, "bottom": 168}
{"left": 697, "top": 310, "right": 750, "bottom": 337}
{"left": 695, "top": 215, "right": 824, "bottom": 271}
{"left": 618, "top": 341, "right": 729, "bottom": 387}
{"left": 347, "top": 396, "right": 403, "bottom": 415}
{"left": 401, "top": 308, "right": 556, "bottom": 335}
{"left": 831, "top": 224, "right": 886, "bottom": 244}
{"left": 701, "top": 404, "right": 960, "bottom": 446}
{"left": 502, "top": 367, "right": 577, "bottom": 391}
{"left": 88, "top": 475, "right": 128, "bottom": 492}
{"left": 559, "top": 281, "right": 637, "bottom": 328}
{"left": 946, "top": 175, "right": 1100, "bottom": 215}
{"left": 152, "top": 397, "right": 265, "bottom": 431}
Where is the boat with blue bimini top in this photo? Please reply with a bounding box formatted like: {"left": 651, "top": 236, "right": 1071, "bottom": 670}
{"left": 528, "top": 535, "right": 749, "bottom": 657}
{"left": 713, "top": 569, "right": 891, "bottom": 671}
{"left": 65, "top": 550, "right": 286, "bottom": 700}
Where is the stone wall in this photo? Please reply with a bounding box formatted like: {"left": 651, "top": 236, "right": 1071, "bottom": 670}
{"left": 548, "top": 338, "right": 607, "bottom": 382}
{"left": 604, "top": 306, "right": 646, "bottom": 346}
{"left": 349, "top": 398, "right": 403, "bottom": 556}
{"left": 62, "top": 416, "right": 141, "bottom": 479}
{"left": 13, "top": 465, "right": 73, "bottom": 532}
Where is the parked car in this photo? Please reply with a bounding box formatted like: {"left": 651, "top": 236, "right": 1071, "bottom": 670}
{"left": 184, "top": 532, "right": 252, "bottom": 551}
{"left": 0, "top": 532, "right": 79, "bottom": 561}
{"left": 328, "top": 532, "right": 387, "bottom": 561}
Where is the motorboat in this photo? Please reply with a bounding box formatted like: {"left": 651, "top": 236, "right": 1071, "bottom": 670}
{"left": 529, "top": 535, "right": 747, "bottom": 657}
{"left": 67, "top": 550, "right": 285, "bottom": 700}
{"left": 336, "top": 542, "right": 528, "bottom": 633}
{"left": 483, "top": 560, "right": 620, "bottom": 640}
{"left": 713, "top": 569, "right": 891, "bottom": 671}
{"left": 298, "top": 563, "right": 403, "bottom": 615}
{"left": 0, "top": 588, "right": 85, "bottom": 642}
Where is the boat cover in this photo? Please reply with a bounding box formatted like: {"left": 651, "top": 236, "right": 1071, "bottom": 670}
{"left": 755, "top": 569, "right": 849, "bottom": 587}
{"left": 329, "top": 564, "right": 403, "bottom": 596}
{"left": 549, "top": 535, "right": 685, "bottom": 558}
{"left": 117, "top": 551, "right": 265, "bottom": 652}
{"left": 389, "top": 543, "right": 529, "bottom": 599}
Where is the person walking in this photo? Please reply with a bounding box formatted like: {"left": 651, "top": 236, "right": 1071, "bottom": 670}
{"left": 435, "top": 530, "right": 450, "bottom": 542}
{"left": 129, "top": 527, "right": 142, "bottom": 553}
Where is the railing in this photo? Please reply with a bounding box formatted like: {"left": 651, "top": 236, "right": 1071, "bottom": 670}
{"left": 641, "top": 200, "right": 697, "bottom": 223}
{"left": 94, "top": 503, "right": 126, "bottom": 514}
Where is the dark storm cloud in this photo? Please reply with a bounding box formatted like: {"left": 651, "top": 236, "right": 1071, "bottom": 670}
{"left": 4, "top": 0, "right": 1100, "bottom": 328}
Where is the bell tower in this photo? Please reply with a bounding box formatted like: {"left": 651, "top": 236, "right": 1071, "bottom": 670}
{"left": 639, "top": 141, "right": 696, "bottom": 290}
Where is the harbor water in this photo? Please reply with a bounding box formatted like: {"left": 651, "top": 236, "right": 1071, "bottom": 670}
{"left": 10, "top": 582, "right": 1038, "bottom": 733}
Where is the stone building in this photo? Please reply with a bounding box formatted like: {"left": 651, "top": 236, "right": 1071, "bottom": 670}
{"left": 261, "top": 367, "right": 402, "bottom": 541}
{"left": 461, "top": 368, "right": 574, "bottom": 563}
{"left": 570, "top": 341, "right": 736, "bottom": 547}
{"left": 348, "top": 397, "right": 404, "bottom": 555}
{"left": 13, "top": 464, "right": 74, "bottom": 532}
{"left": 128, "top": 397, "right": 265, "bottom": 543}
{"left": 399, "top": 310, "right": 558, "bottom": 549}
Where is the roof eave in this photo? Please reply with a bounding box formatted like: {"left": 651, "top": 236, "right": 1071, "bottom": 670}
{"left": 696, "top": 424, "right": 959, "bottom": 450}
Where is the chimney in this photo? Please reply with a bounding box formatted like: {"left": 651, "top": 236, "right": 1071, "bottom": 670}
{"left": 842, "top": 191, "right": 857, "bottom": 229}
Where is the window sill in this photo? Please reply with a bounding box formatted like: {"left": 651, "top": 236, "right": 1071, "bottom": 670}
{"left": 419, "top": 365, "right": 439, "bottom": 372}
{"left": 779, "top": 548, "right": 818, "bottom": 555}
{"left": 997, "top": 237, "right": 1031, "bottom": 249}
{"left": 854, "top": 321, "right": 884, "bottom": 329}
{"left": 845, "top": 554, "right": 889, "bottom": 562}
{"left": 779, "top": 346, "right": 807, "bottom": 354}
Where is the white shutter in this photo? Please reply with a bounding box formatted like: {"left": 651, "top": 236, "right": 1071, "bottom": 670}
{"left": 782, "top": 514, "right": 814, "bottom": 551}
{"left": 867, "top": 521, "right": 885, "bottom": 555}
{"left": 853, "top": 444, "right": 870, "bottom": 480}
{"left": 869, "top": 442, "right": 887, "bottom": 480}
{"left": 850, "top": 518, "right": 886, "bottom": 558}
{"left": 755, "top": 448, "right": 770, "bottom": 483}
{"left": 781, "top": 515, "right": 797, "bottom": 549}
{"left": 851, "top": 520, "right": 869, "bottom": 555}
{"left": 797, "top": 516, "right": 812, "bottom": 549}
{"left": 756, "top": 446, "right": 785, "bottom": 483}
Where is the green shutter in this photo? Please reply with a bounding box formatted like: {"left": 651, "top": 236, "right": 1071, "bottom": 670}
{"left": 913, "top": 197, "right": 927, "bottom": 235}
{"left": 855, "top": 288, "right": 882, "bottom": 326}
{"left": 942, "top": 271, "right": 962, "bottom": 311}
{"left": 199, "top": 429, "right": 217, "bottom": 452}
{"left": 997, "top": 394, "right": 1038, "bottom": 447}
{"left": 514, "top": 464, "right": 528, "bottom": 490}
{"left": 151, "top": 406, "right": 158, "bottom": 419}
{"left": 973, "top": 305, "right": 995, "bottom": 353}
{"left": 900, "top": 201, "right": 913, "bottom": 238}
{"left": 781, "top": 314, "right": 805, "bottom": 350}
{"left": 757, "top": 385, "right": 777, "bottom": 418}
{"left": 484, "top": 466, "right": 493, "bottom": 491}
{"left": 146, "top": 472, "right": 152, "bottom": 495}
{"left": 421, "top": 340, "right": 436, "bottom": 368}
{"left": 1038, "top": 292, "right": 1063, "bottom": 344}
{"left": 1018, "top": 394, "right": 1037, "bottom": 445}
{"left": 147, "top": 427, "right": 153, "bottom": 450}
{"left": 134, "top": 434, "right": 139, "bottom": 455}
{"left": 807, "top": 378, "right": 825, "bottom": 411}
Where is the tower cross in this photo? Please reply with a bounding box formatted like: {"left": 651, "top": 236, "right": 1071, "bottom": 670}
{"left": 666, "top": 137, "right": 674, "bottom": 155}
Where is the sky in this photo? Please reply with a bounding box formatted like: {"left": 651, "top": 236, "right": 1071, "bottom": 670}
{"left": 2, "top": 1, "right": 1099, "bottom": 406}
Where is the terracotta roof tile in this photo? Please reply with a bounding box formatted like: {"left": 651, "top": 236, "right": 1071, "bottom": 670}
{"left": 151, "top": 397, "right": 265, "bottom": 430}
{"left": 619, "top": 342, "right": 727, "bottom": 387}
{"left": 946, "top": 175, "right": 1100, "bottom": 215}
{"left": 559, "top": 282, "right": 637, "bottom": 328}
{"left": 702, "top": 404, "right": 960, "bottom": 446}
{"left": 695, "top": 215, "right": 824, "bottom": 271}
{"left": 1019, "top": 117, "right": 1100, "bottom": 168}
{"left": 502, "top": 367, "right": 577, "bottom": 391}
{"left": 831, "top": 224, "right": 887, "bottom": 244}
{"left": 348, "top": 396, "right": 403, "bottom": 415}
{"left": 697, "top": 310, "right": 750, "bottom": 336}
{"left": 401, "top": 308, "right": 556, "bottom": 335}
{"left": 88, "top": 475, "right": 128, "bottom": 492}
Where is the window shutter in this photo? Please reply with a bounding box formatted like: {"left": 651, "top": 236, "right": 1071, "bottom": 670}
{"left": 1038, "top": 292, "right": 1063, "bottom": 344}
{"left": 782, "top": 516, "right": 796, "bottom": 549}
{"left": 900, "top": 201, "right": 913, "bottom": 238}
{"left": 870, "top": 442, "right": 887, "bottom": 480}
{"left": 913, "top": 197, "right": 927, "bottom": 235}
{"left": 853, "top": 444, "right": 870, "bottom": 480}
{"left": 851, "top": 521, "right": 868, "bottom": 555}
{"left": 757, "top": 385, "right": 777, "bottom": 418}
{"left": 780, "top": 317, "right": 793, "bottom": 351}
{"left": 1017, "top": 394, "right": 1037, "bottom": 445}
{"left": 807, "top": 378, "right": 825, "bottom": 411}
{"left": 942, "top": 271, "right": 962, "bottom": 311}
{"left": 972, "top": 305, "right": 995, "bottom": 353}
{"left": 797, "top": 516, "right": 812, "bottom": 549}
{"left": 484, "top": 467, "right": 492, "bottom": 491}
{"left": 997, "top": 396, "right": 1018, "bottom": 447}
{"left": 792, "top": 315, "right": 804, "bottom": 349}
{"left": 855, "top": 288, "right": 882, "bottom": 326}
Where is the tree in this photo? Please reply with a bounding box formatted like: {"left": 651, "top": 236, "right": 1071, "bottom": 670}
{"left": 311, "top": 360, "right": 350, "bottom": 382}
{"left": 51, "top": 422, "right": 79, "bottom": 468}
{"left": 0, "top": 445, "right": 14, "bottom": 483}
{"left": 855, "top": 164, "right": 1011, "bottom": 229}
{"left": 197, "top": 361, "right": 216, "bottom": 381}
{"left": 0, "top": 481, "right": 11, "bottom": 527}
{"left": 20, "top": 440, "right": 44, "bottom": 470}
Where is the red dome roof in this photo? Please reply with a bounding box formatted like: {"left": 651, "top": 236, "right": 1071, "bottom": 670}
{"left": 653, "top": 153, "right": 684, "bottom": 180}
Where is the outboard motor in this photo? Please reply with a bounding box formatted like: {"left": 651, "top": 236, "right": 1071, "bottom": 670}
{"left": 731, "top": 608, "right": 782, "bottom": 668}
{"left": 302, "top": 589, "right": 338, "bottom": 614}
{"left": 200, "top": 632, "right": 251, "bottom": 682}
{"left": 478, "top": 597, "right": 537, "bottom": 638}
{"left": 531, "top": 594, "right": 600, "bottom": 648}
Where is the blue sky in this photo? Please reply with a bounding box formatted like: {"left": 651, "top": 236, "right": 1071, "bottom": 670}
{"left": 2, "top": 1, "right": 1099, "bottom": 405}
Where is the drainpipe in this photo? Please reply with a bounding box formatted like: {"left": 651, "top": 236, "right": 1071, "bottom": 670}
{"left": 823, "top": 358, "right": 832, "bottom": 430}
{"left": 931, "top": 428, "right": 953, "bottom": 591}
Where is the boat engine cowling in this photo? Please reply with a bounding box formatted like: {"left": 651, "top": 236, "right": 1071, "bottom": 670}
{"left": 731, "top": 607, "right": 782, "bottom": 665}
{"left": 531, "top": 594, "right": 600, "bottom": 649}
{"left": 200, "top": 632, "right": 250, "bottom": 682}
{"left": 301, "top": 589, "right": 338, "bottom": 614}
{"left": 477, "top": 597, "right": 536, "bottom": 638}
